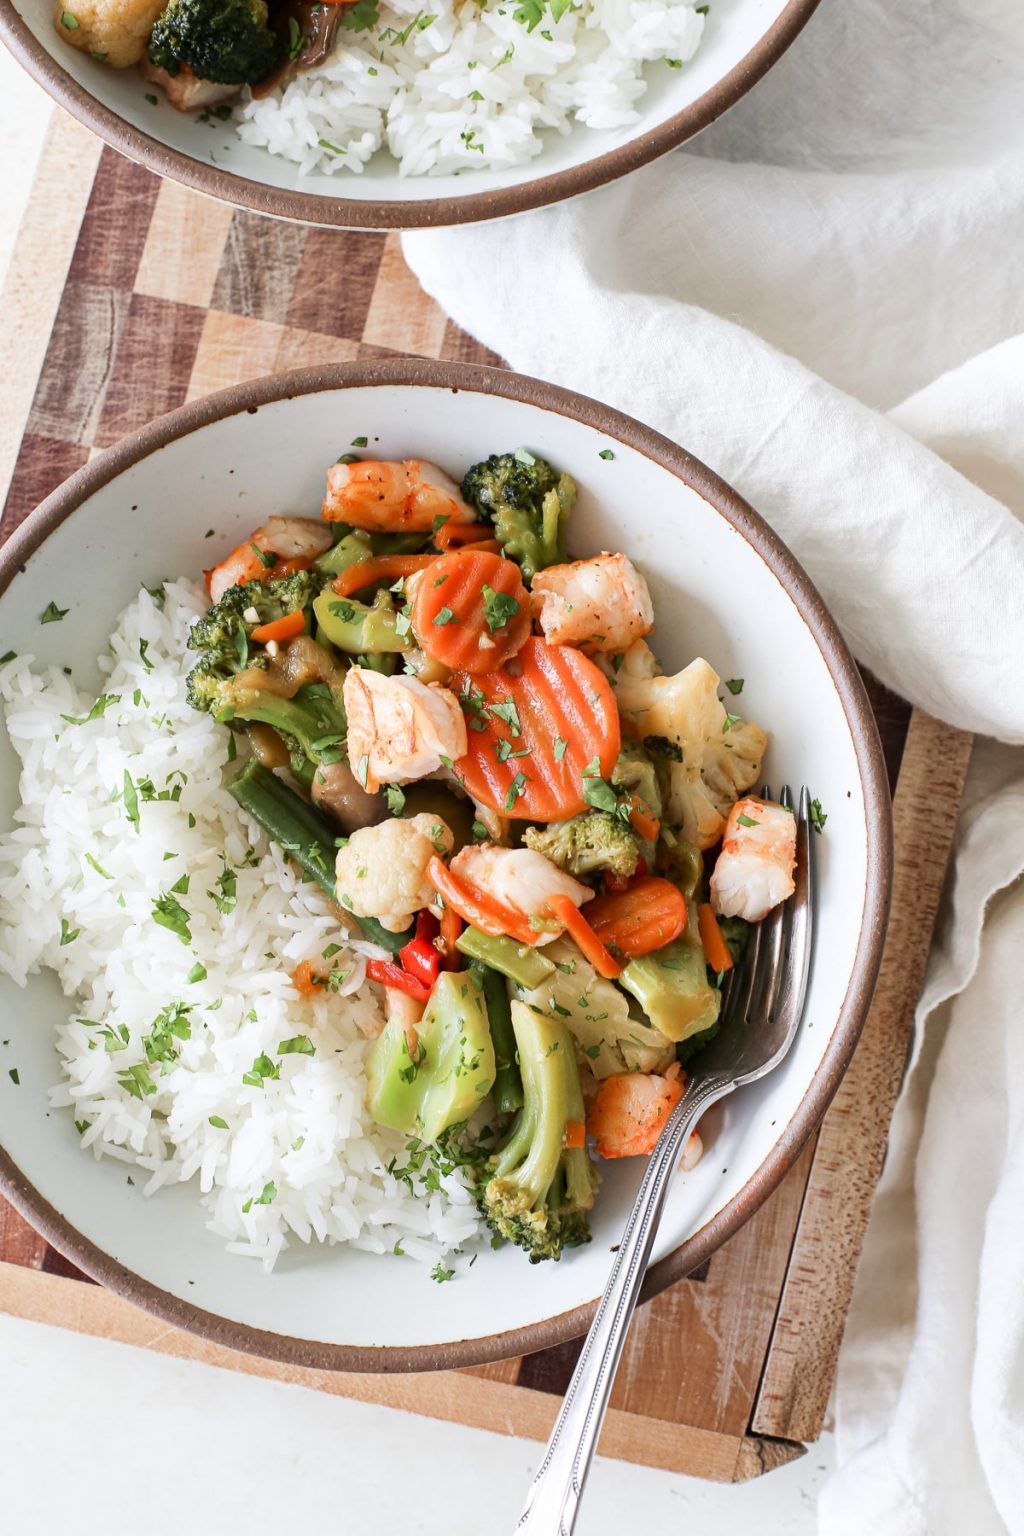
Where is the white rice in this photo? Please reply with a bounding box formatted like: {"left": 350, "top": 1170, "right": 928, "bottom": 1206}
{"left": 236, "top": 0, "right": 705, "bottom": 177}
{"left": 0, "top": 581, "right": 483, "bottom": 1272}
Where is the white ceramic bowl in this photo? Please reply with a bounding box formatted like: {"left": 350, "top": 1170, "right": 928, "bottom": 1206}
{"left": 0, "top": 360, "right": 890, "bottom": 1370}
{"left": 0, "top": 0, "right": 819, "bottom": 228}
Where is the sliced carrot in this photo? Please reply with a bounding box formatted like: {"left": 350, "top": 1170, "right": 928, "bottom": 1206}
{"left": 434, "top": 520, "right": 498, "bottom": 552}
{"left": 439, "top": 901, "right": 464, "bottom": 971}
{"left": 427, "top": 856, "right": 537, "bottom": 945}
{"left": 546, "top": 893, "right": 622, "bottom": 979}
{"left": 330, "top": 554, "right": 438, "bottom": 599}
{"left": 290, "top": 960, "right": 324, "bottom": 995}
{"left": 564, "top": 1119, "right": 586, "bottom": 1151}
{"left": 698, "top": 903, "right": 734, "bottom": 973}
{"left": 452, "top": 638, "right": 621, "bottom": 822}
{"left": 412, "top": 549, "right": 531, "bottom": 676}
{"left": 585, "top": 876, "right": 685, "bottom": 960}
{"left": 251, "top": 608, "right": 306, "bottom": 645}
{"left": 627, "top": 797, "right": 661, "bottom": 842}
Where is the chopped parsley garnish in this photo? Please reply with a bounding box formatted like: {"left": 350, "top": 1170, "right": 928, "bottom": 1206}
{"left": 8, "top": 1068, "right": 19, "bottom": 1085}
{"left": 554, "top": 737, "right": 567, "bottom": 762}
{"left": 322, "top": 942, "right": 342, "bottom": 959}
{"left": 61, "top": 693, "right": 118, "bottom": 726}
{"left": 208, "top": 860, "right": 237, "bottom": 914}
{"left": 186, "top": 961, "right": 207, "bottom": 984}
{"left": 504, "top": 772, "right": 528, "bottom": 811}
{"left": 0, "top": 650, "right": 15, "bottom": 664}
{"left": 432, "top": 605, "right": 457, "bottom": 626}
{"left": 59, "top": 918, "right": 79, "bottom": 946}
{"left": 722, "top": 712, "right": 740, "bottom": 733}
{"left": 84, "top": 853, "right": 113, "bottom": 880}
{"left": 118, "top": 1062, "right": 156, "bottom": 1100}
{"left": 144, "top": 1001, "right": 192, "bottom": 1064}
{"left": 384, "top": 783, "right": 406, "bottom": 815}
{"left": 329, "top": 599, "right": 357, "bottom": 623}
{"left": 471, "top": 819, "right": 489, "bottom": 841}
{"left": 496, "top": 738, "right": 531, "bottom": 763}
{"left": 138, "top": 638, "right": 153, "bottom": 672}
{"left": 59, "top": 9, "right": 78, "bottom": 25}
{"left": 152, "top": 891, "right": 191, "bottom": 944}
{"left": 208, "top": 1115, "right": 228, "bottom": 1129}
{"left": 351, "top": 436, "right": 368, "bottom": 447}
{"left": 278, "top": 1035, "right": 315, "bottom": 1056}
{"left": 481, "top": 584, "right": 521, "bottom": 633}
{"left": 430, "top": 1262, "right": 455, "bottom": 1283}
{"left": 254, "top": 1180, "right": 277, "bottom": 1205}
{"left": 809, "top": 798, "right": 828, "bottom": 833}
{"left": 123, "top": 771, "right": 140, "bottom": 833}
{"left": 736, "top": 813, "right": 760, "bottom": 828}
{"left": 598, "top": 448, "right": 615, "bottom": 460}
{"left": 488, "top": 698, "right": 521, "bottom": 735}
{"left": 242, "top": 1052, "right": 280, "bottom": 1087}
{"left": 725, "top": 678, "right": 744, "bottom": 695}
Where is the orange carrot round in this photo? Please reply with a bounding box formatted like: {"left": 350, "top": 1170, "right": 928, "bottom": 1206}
{"left": 452, "top": 638, "right": 621, "bottom": 821}
{"left": 546, "top": 893, "right": 622, "bottom": 979}
{"left": 697, "top": 902, "right": 734, "bottom": 973}
{"left": 251, "top": 609, "right": 306, "bottom": 645}
{"left": 412, "top": 549, "right": 531, "bottom": 675}
{"left": 330, "top": 554, "right": 438, "bottom": 599}
{"left": 585, "top": 876, "right": 686, "bottom": 960}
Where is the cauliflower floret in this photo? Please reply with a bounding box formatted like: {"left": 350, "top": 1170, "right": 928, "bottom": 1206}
{"left": 54, "top": 0, "right": 167, "bottom": 67}
{"left": 335, "top": 814, "right": 453, "bottom": 934}
{"left": 611, "top": 656, "right": 767, "bottom": 850}
{"left": 531, "top": 553, "right": 654, "bottom": 654}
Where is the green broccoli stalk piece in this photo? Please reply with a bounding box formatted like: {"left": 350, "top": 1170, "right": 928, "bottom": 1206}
{"left": 148, "top": 0, "right": 281, "bottom": 85}
{"left": 366, "top": 972, "right": 496, "bottom": 1144}
{"left": 611, "top": 742, "right": 662, "bottom": 821}
{"left": 313, "top": 587, "right": 411, "bottom": 655}
{"left": 461, "top": 450, "right": 576, "bottom": 581}
{"left": 480, "top": 1000, "right": 599, "bottom": 1263}
{"left": 523, "top": 811, "right": 642, "bottom": 879}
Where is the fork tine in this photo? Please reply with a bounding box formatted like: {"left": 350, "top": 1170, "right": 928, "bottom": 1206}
{"left": 766, "top": 786, "right": 815, "bottom": 1039}
{"left": 753, "top": 784, "right": 793, "bottom": 1021}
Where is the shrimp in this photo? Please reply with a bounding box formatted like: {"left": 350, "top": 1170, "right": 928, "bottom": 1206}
{"left": 710, "top": 795, "right": 796, "bottom": 923}
{"left": 531, "top": 553, "right": 654, "bottom": 654}
{"left": 450, "top": 844, "right": 593, "bottom": 947}
{"left": 205, "top": 517, "right": 332, "bottom": 603}
{"left": 343, "top": 668, "right": 467, "bottom": 793}
{"left": 322, "top": 460, "right": 477, "bottom": 533}
{"left": 587, "top": 1071, "right": 702, "bottom": 1166}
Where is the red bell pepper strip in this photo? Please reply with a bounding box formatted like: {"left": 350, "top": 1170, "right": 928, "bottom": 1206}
{"left": 366, "top": 956, "right": 432, "bottom": 1002}
{"left": 400, "top": 911, "right": 442, "bottom": 989}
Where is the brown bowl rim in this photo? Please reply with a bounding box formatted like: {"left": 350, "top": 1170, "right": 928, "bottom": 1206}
{"left": 0, "top": 0, "right": 821, "bottom": 230}
{"left": 0, "top": 357, "right": 892, "bottom": 1372}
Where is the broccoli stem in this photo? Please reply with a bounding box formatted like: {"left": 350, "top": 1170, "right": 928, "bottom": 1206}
{"left": 312, "top": 588, "right": 410, "bottom": 655}
{"left": 455, "top": 926, "right": 555, "bottom": 990}
{"left": 473, "top": 963, "right": 523, "bottom": 1115}
{"left": 227, "top": 760, "right": 410, "bottom": 953}
{"left": 313, "top": 531, "right": 373, "bottom": 578}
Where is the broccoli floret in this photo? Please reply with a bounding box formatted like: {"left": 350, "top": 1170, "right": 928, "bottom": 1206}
{"left": 187, "top": 570, "right": 320, "bottom": 662}
{"left": 148, "top": 0, "right": 280, "bottom": 85}
{"left": 676, "top": 1017, "right": 721, "bottom": 1067}
{"left": 523, "top": 811, "right": 641, "bottom": 880}
{"left": 480, "top": 1000, "right": 599, "bottom": 1263}
{"left": 461, "top": 450, "right": 576, "bottom": 581}
{"left": 657, "top": 825, "right": 703, "bottom": 901}
{"left": 185, "top": 570, "right": 343, "bottom": 778}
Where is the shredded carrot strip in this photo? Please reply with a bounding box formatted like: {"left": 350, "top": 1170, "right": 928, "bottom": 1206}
{"left": 427, "top": 857, "right": 536, "bottom": 945}
{"left": 435, "top": 521, "right": 498, "bottom": 551}
{"left": 564, "top": 1119, "right": 586, "bottom": 1151}
{"left": 290, "top": 960, "right": 323, "bottom": 995}
{"left": 330, "top": 554, "right": 438, "bottom": 599}
{"left": 627, "top": 797, "right": 661, "bottom": 842}
{"left": 439, "top": 902, "right": 464, "bottom": 971}
{"left": 546, "top": 894, "right": 622, "bottom": 979}
{"left": 251, "top": 609, "right": 306, "bottom": 645}
{"left": 697, "top": 903, "right": 734, "bottom": 973}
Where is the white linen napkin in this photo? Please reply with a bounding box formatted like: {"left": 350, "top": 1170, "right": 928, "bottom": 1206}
{"left": 403, "top": 1, "right": 1024, "bottom": 1527}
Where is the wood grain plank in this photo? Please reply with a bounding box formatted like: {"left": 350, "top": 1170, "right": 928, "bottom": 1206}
{"left": 287, "top": 230, "right": 386, "bottom": 341}
{"left": 95, "top": 293, "right": 207, "bottom": 448}
{"left": 69, "top": 149, "right": 160, "bottom": 290}
{"left": 0, "top": 1262, "right": 752, "bottom": 1481}
{"left": 25, "top": 280, "right": 132, "bottom": 446}
{"left": 211, "top": 211, "right": 309, "bottom": 325}
{"left": 362, "top": 235, "right": 448, "bottom": 357}
{"left": 135, "top": 179, "right": 234, "bottom": 310}
{"left": 0, "top": 112, "right": 101, "bottom": 511}
{"left": 752, "top": 712, "right": 973, "bottom": 1441}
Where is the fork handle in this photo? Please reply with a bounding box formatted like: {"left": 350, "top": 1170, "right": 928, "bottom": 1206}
{"left": 514, "top": 1073, "right": 733, "bottom": 1535}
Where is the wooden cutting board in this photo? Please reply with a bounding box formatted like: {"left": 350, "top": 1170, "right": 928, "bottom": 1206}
{"left": 0, "top": 109, "right": 974, "bottom": 1482}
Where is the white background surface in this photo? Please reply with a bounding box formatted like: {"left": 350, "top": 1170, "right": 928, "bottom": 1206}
{"left": 0, "top": 51, "right": 831, "bottom": 1533}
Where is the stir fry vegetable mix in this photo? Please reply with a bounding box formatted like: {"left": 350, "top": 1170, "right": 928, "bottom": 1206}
{"left": 188, "top": 447, "right": 800, "bottom": 1265}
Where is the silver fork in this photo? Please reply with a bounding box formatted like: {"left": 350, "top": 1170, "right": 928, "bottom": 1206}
{"left": 515, "top": 784, "right": 816, "bottom": 1535}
